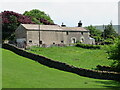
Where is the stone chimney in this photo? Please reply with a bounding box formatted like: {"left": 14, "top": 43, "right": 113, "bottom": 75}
{"left": 61, "top": 22, "right": 66, "bottom": 27}
{"left": 78, "top": 20, "right": 82, "bottom": 27}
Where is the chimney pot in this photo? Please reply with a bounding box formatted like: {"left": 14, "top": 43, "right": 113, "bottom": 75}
{"left": 78, "top": 20, "right": 82, "bottom": 27}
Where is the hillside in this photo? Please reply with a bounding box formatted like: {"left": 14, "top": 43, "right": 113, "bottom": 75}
{"left": 27, "top": 46, "right": 114, "bottom": 69}
{"left": 2, "top": 48, "right": 120, "bottom": 88}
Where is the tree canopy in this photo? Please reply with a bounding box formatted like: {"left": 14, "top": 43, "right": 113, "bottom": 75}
{"left": 85, "top": 25, "right": 102, "bottom": 37}
{"left": 2, "top": 9, "right": 55, "bottom": 40}
{"left": 85, "top": 25, "right": 102, "bottom": 42}
{"left": 23, "top": 9, "right": 54, "bottom": 25}
{"left": 103, "top": 22, "right": 118, "bottom": 39}
{"left": 86, "top": 23, "right": 119, "bottom": 45}
{"left": 107, "top": 39, "right": 120, "bottom": 71}
{"left": 2, "top": 11, "right": 33, "bottom": 40}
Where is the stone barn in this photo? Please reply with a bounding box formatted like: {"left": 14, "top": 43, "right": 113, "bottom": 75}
{"left": 15, "top": 21, "right": 95, "bottom": 48}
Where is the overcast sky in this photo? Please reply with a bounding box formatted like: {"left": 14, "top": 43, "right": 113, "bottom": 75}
{"left": 0, "top": 0, "right": 119, "bottom": 27}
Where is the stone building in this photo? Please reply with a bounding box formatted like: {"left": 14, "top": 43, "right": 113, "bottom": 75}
{"left": 15, "top": 21, "right": 95, "bottom": 48}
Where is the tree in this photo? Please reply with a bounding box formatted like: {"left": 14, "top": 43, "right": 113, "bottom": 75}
{"left": 86, "top": 25, "right": 102, "bottom": 37}
{"left": 23, "top": 9, "right": 54, "bottom": 25}
{"left": 85, "top": 25, "right": 102, "bottom": 42}
{"left": 2, "top": 10, "right": 55, "bottom": 41}
{"left": 107, "top": 39, "right": 120, "bottom": 71}
{"left": 2, "top": 11, "right": 33, "bottom": 40}
{"left": 103, "top": 22, "right": 118, "bottom": 39}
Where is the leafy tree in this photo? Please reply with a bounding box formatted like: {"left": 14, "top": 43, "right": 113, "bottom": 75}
{"left": 86, "top": 25, "right": 102, "bottom": 37}
{"left": 2, "top": 10, "right": 55, "bottom": 41}
{"left": 23, "top": 9, "right": 54, "bottom": 25}
{"left": 85, "top": 25, "right": 103, "bottom": 42}
{"left": 108, "top": 40, "right": 120, "bottom": 60}
{"left": 107, "top": 39, "right": 120, "bottom": 71}
{"left": 2, "top": 11, "right": 33, "bottom": 40}
{"left": 103, "top": 22, "right": 118, "bottom": 39}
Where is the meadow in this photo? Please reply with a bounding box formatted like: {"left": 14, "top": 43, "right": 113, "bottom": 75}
{"left": 2, "top": 48, "right": 120, "bottom": 88}
{"left": 27, "top": 46, "right": 114, "bottom": 70}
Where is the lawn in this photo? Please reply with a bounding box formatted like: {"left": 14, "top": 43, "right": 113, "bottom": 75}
{"left": 27, "top": 46, "right": 114, "bottom": 70}
{"left": 2, "top": 49, "right": 120, "bottom": 88}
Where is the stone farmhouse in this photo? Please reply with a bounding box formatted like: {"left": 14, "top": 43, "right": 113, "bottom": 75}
{"left": 15, "top": 21, "right": 95, "bottom": 48}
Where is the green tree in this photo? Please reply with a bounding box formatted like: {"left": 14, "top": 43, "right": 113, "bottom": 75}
{"left": 2, "top": 10, "right": 54, "bottom": 41}
{"left": 23, "top": 9, "right": 54, "bottom": 24}
{"left": 103, "top": 22, "right": 118, "bottom": 39}
{"left": 2, "top": 15, "right": 18, "bottom": 40}
{"left": 107, "top": 39, "right": 120, "bottom": 71}
{"left": 85, "top": 25, "right": 102, "bottom": 42}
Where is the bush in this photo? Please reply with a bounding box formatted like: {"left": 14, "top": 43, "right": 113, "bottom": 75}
{"left": 107, "top": 40, "right": 120, "bottom": 71}
{"left": 108, "top": 40, "right": 120, "bottom": 60}
{"left": 103, "top": 38, "right": 114, "bottom": 45}
{"left": 75, "top": 43, "right": 101, "bottom": 49}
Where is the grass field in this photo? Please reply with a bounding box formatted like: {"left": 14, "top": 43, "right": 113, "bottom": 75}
{"left": 27, "top": 46, "right": 114, "bottom": 70}
{"left": 2, "top": 49, "right": 120, "bottom": 88}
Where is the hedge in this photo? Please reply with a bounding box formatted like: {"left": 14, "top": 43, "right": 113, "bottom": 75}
{"left": 75, "top": 43, "right": 101, "bottom": 49}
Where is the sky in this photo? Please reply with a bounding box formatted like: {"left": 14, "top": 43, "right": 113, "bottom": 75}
{"left": 0, "top": 0, "right": 119, "bottom": 27}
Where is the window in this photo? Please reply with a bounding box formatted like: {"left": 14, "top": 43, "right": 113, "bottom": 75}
{"left": 81, "top": 38, "right": 84, "bottom": 42}
{"left": 53, "top": 42, "right": 55, "bottom": 44}
{"left": 72, "top": 38, "right": 76, "bottom": 43}
{"left": 29, "top": 40, "right": 32, "bottom": 43}
{"left": 61, "top": 41, "right": 64, "bottom": 43}
{"left": 71, "top": 37, "right": 76, "bottom": 43}
{"left": 39, "top": 41, "right": 42, "bottom": 44}
{"left": 80, "top": 37, "right": 84, "bottom": 43}
{"left": 66, "top": 31, "right": 69, "bottom": 35}
{"left": 81, "top": 32, "right": 83, "bottom": 35}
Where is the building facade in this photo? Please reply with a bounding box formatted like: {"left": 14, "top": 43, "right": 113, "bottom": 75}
{"left": 15, "top": 23, "right": 95, "bottom": 48}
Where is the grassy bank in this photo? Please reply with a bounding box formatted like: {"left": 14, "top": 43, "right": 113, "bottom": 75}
{"left": 27, "top": 46, "right": 114, "bottom": 70}
{"left": 2, "top": 49, "right": 120, "bottom": 88}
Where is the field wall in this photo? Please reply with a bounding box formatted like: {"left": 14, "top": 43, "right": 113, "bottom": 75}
{"left": 2, "top": 44, "right": 120, "bottom": 81}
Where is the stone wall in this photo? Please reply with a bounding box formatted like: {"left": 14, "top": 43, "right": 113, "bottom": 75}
{"left": 2, "top": 44, "right": 120, "bottom": 81}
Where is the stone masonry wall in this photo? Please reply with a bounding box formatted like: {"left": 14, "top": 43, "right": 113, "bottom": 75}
{"left": 2, "top": 44, "right": 120, "bottom": 81}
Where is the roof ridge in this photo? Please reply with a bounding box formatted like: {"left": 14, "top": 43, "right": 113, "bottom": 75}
{"left": 20, "top": 24, "right": 88, "bottom": 31}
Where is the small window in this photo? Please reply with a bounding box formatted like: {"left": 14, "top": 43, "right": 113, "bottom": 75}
{"left": 53, "top": 42, "right": 55, "bottom": 44}
{"left": 81, "top": 38, "right": 84, "bottom": 42}
{"left": 81, "top": 32, "right": 83, "bottom": 35}
{"left": 29, "top": 40, "right": 32, "bottom": 43}
{"left": 82, "top": 38, "right": 84, "bottom": 42}
{"left": 71, "top": 38, "right": 76, "bottom": 43}
{"left": 66, "top": 31, "right": 69, "bottom": 35}
{"left": 39, "top": 41, "right": 42, "bottom": 44}
{"left": 61, "top": 41, "right": 64, "bottom": 43}
{"left": 73, "top": 38, "right": 76, "bottom": 43}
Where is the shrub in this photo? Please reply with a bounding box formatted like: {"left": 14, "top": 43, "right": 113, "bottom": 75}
{"left": 107, "top": 40, "right": 120, "bottom": 71}
{"left": 75, "top": 43, "right": 101, "bottom": 49}
{"left": 103, "top": 38, "right": 114, "bottom": 45}
{"left": 108, "top": 40, "right": 120, "bottom": 60}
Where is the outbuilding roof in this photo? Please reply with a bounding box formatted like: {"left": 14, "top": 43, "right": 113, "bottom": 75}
{"left": 21, "top": 24, "right": 89, "bottom": 32}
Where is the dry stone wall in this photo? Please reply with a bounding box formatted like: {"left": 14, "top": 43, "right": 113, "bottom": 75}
{"left": 2, "top": 44, "right": 120, "bottom": 81}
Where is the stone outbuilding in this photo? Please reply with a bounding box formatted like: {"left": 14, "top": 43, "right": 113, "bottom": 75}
{"left": 15, "top": 22, "right": 95, "bottom": 48}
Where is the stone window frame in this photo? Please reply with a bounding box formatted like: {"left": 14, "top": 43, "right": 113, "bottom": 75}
{"left": 29, "top": 40, "right": 32, "bottom": 43}
{"left": 61, "top": 40, "right": 64, "bottom": 43}
{"left": 71, "top": 37, "right": 76, "bottom": 43}
{"left": 80, "top": 36, "right": 85, "bottom": 42}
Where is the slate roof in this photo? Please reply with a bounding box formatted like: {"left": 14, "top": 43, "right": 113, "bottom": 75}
{"left": 21, "top": 24, "right": 89, "bottom": 32}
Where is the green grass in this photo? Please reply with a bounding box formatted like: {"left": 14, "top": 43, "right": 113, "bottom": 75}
{"left": 0, "top": 48, "right": 2, "bottom": 89}
{"left": 2, "top": 49, "right": 120, "bottom": 88}
{"left": 27, "top": 46, "right": 114, "bottom": 69}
